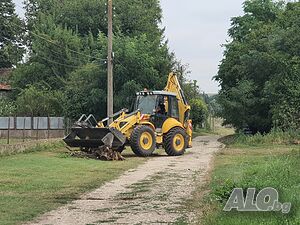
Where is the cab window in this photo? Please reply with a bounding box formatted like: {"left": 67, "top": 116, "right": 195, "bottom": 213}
{"left": 135, "top": 95, "right": 157, "bottom": 114}
{"left": 168, "top": 96, "right": 179, "bottom": 119}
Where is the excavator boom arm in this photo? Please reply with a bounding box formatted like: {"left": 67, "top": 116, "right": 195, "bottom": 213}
{"left": 164, "top": 73, "right": 189, "bottom": 107}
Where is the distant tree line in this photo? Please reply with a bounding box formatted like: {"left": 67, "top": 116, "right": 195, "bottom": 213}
{"left": 215, "top": 0, "right": 300, "bottom": 133}
{"left": 0, "top": 0, "right": 208, "bottom": 128}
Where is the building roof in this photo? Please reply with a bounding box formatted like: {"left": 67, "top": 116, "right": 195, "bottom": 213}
{"left": 0, "top": 83, "right": 12, "bottom": 91}
{"left": 0, "top": 68, "right": 12, "bottom": 92}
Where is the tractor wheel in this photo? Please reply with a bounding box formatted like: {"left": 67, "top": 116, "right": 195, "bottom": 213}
{"left": 164, "top": 127, "right": 188, "bottom": 156}
{"left": 130, "top": 125, "right": 156, "bottom": 157}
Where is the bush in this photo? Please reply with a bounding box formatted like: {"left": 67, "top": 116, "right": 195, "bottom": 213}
{"left": 190, "top": 98, "right": 209, "bottom": 129}
{"left": 222, "top": 129, "right": 300, "bottom": 146}
{"left": 0, "top": 99, "right": 17, "bottom": 116}
{"left": 15, "top": 85, "right": 64, "bottom": 116}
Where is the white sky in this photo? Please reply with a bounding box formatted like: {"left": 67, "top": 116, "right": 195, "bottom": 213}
{"left": 13, "top": 0, "right": 246, "bottom": 93}
{"left": 160, "top": 0, "right": 245, "bottom": 93}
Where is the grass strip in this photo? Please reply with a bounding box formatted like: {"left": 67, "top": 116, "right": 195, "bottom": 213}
{"left": 0, "top": 147, "right": 146, "bottom": 225}
{"left": 189, "top": 142, "right": 300, "bottom": 225}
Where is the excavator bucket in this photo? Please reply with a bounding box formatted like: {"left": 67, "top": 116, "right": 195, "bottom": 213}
{"left": 63, "top": 114, "right": 126, "bottom": 150}
{"left": 63, "top": 127, "right": 126, "bottom": 149}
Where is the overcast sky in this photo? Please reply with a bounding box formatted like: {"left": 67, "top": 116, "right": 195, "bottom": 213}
{"left": 13, "top": 0, "right": 245, "bottom": 93}
{"left": 160, "top": 0, "right": 245, "bottom": 93}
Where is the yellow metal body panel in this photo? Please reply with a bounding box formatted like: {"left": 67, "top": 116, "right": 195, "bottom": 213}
{"left": 164, "top": 72, "right": 193, "bottom": 144}
{"left": 156, "top": 134, "right": 163, "bottom": 144}
{"left": 186, "top": 119, "right": 193, "bottom": 147}
{"left": 139, "top": 121, "right": 155, "bottom": 131}
{"left": 162, "top": 118, "right": 184, "bottom": 134}
{"left": 100, "top": 72, "right": 192, "bottom": 148}
{"left": 164, "top": 73, "right": 191, "bottom": 125}
{"left": 108, "top": 113, "right": 156, "bottom": 140}
{"left": 109, "top": 111, "right": 141, "bottom": 139}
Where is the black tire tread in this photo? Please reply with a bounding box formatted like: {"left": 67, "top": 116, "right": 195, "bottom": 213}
{"left": 130, "top": 125, "right": 156, "bottom": 157}
{"left": 164, "top": 127, "right": 188, "bottom": 156}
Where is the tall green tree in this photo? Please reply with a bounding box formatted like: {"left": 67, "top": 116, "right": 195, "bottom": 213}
{"left": 190, "top": 98, "right": 208, "bottom": 129}
{"left": 0, "top": 0, "right": 24, "bottom": 68}
{"left": 24, "top": 0, "right": 163, "bottom": 40}
{"left": 64, "top": 32, "right": 173, "bottom": 120}
{"left": 10, "top": 15, "right": 89, "bottom": 96}
{"left": 13, "top": 0, "right": 175, "bottom": 118}
{"left": 15, "top": 84, "right": 64, "bottom": 116}
{"left": 63, "top": 63, "right": 107, "bottom": 120}
{"left": 215, "top": 0, "right": 300, "bottom": 133}
{"left": 265, "top": 2, "right": 300, "bottom": 130}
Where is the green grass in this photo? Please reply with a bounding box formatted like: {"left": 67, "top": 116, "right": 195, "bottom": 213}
{"left": 189, "top": 137, "right": 300, "bottom": 225}
{"left": 0, "top": 138, "right": 34, "bottom": 145}
{"left": 192, "top": 127, "right": 235, "bottom": 138}
{"left": 221, "top": 129, "right": 300, "bottom": 147}
{"left": 0, "top": 140, "right": 64, "bottom": 156}
{"left": 192, "top": 118, "right": 235, "bottom": 138}
{"left": 192, "top": 129, "right": 209, "bottom": 138}
{"left": 0, "top": 147, "right": 146, "bottom": 225}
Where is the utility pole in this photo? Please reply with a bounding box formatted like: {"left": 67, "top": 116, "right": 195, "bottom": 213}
{"left": 107, "top": 0, "right": 113, "bottom": 124}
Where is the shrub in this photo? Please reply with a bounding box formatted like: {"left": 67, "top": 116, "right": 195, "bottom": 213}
{"left": 190, "top": 98, "right": 209, "bottom": 129}
{"left": 223, "top": 129, "right": 300, "bottom": 146}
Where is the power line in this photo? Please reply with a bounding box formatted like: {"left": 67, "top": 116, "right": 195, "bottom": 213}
{"left": 114, "top": 58, "right": 126, "bottom": 69}
{"left": 6, "top": 21, "right": 106, "bottom": 67}
{"left": 5, "top": 24, "right": 108, "bottom": 69}
{"left": 31, "top": 31, "right": 100, "bottom": 60}
{"left": 11, "top": 3, "right": 109, "bottom": 68}
{"left": 9, "top": 19, "right": 104, "bottom": 61}
{"left": 29, "top": 52, "right": 106, "bottom": 69}
{"left": 33, "top": 54, "right": 82, "bottom": 68}
{"left": 29, "top": 47, "right": 107, "bottom": 68}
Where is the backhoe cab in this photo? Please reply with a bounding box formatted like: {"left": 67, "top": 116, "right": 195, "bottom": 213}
{"left": 64, "top": 73, "right": 193, "bottom": 157}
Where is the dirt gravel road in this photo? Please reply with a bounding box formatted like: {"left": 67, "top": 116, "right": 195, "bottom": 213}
{"left": 26, "top": 136, "right": 223, "bottom": 225}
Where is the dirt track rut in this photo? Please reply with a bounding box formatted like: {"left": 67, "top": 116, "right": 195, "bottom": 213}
{"left": 26, "top": 136, "right": 223, "bottom": 225}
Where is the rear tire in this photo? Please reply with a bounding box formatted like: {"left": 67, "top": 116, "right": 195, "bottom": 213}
{"left": 164, "top": 127, "right": 188, "bottom": 156}
{"left": 130, "top": 126, "right": 156, "bottom": 157}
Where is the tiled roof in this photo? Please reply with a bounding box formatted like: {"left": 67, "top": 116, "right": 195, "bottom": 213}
{"left": 0, "top": 83, "right": 12, "bottom": 91}
{"left": 0, "top": 68, "right": 12, "bottom": 92}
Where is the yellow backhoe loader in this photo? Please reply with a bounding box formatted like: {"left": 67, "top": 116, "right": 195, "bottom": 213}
{"left": 64, "top": 72, "right": 193, "bottom": 157}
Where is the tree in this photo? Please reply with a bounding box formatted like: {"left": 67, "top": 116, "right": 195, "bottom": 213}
{"left": 10, "top": 0, "right": 180, "bottom": 118}
{"left": 0, "top": 99, "right": 16, "bottom": 116}
{"left": 215, "top": 0, "right": 300, "bottom": 132}
{"left": 63, "top": 31, "right": 173, "bottom": 120}
{"left": 63, "top": 64, "right": 107, "bottom": 120}
{"left": 0, "top": 0, "right": 24, "bottom": 68}
{"left": 10, "top": 16, "right": 85, "bottom": 92}
{"left": 24, "top": 0, "right": 163, "bottom": 40}
{"left": 15, "top": 85, "right": 64, "bottom": 116}
{"left": 190, "top": 98, "right": 208, "bottom": 129}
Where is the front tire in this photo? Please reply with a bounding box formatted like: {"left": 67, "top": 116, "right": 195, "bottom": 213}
{"left": 164, "top": 127, "right": 188, "bottom": 156}
{"left": 130, "top": 126, "right": 156, "bottom": 157}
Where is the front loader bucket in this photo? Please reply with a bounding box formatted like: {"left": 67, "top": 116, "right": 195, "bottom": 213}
{"left": 63, "top": 127, "right": 126, "bottom": 149}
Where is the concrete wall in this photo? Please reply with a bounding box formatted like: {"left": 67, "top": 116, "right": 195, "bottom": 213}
{"left": 0, "top": 139, "right": 61, "bottom": 156}
{"left": 0, "top": 129, "right": 65, "bottom": 139}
